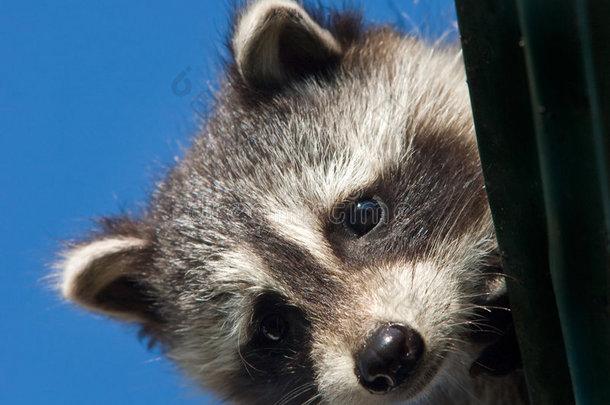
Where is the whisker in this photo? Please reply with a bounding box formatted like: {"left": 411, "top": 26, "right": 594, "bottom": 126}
{"left": 301, "top": 392, "right": 321, "bottom": 405}
{"left": 275, "top": 382, "right": 315, "bottom": 405}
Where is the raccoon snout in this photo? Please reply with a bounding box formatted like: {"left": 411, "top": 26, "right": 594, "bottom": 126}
{"left": 354, "top": 323, "right": 424, "bottom": 394}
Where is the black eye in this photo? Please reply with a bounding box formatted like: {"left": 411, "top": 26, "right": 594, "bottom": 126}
{"left": 345, "top": 198, "right": 384, "bottom": 236}
{"left": 260, "top": 313, "right": 287, "bottom": 342}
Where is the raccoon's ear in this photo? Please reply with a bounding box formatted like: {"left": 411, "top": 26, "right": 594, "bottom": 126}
{"left": 59, "top": 237, "right": 159, "bottom": 324}
{"left": 232, "top": 0, "right": 342, "bottom": 89}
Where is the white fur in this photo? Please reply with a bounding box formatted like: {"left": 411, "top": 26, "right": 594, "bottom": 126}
{"left": 265, "top": 205, "right": 340, "bottom": 270}
{"left": 208, "top": 247, "right": 289, "bottom": 299}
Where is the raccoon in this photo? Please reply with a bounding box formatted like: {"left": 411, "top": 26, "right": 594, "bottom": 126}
{"left": 58, "top": 1, "right": 527, "bottom": 404}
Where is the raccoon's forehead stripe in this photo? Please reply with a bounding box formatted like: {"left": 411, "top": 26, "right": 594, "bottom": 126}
{"left": 245, "top": 221, "right": 347, "bottom": 309}
{"left": 264, "top": 205, "right": 340, "bottom": 272}
{"left": 207, "top": 247, "right": 289, "bottom": 297}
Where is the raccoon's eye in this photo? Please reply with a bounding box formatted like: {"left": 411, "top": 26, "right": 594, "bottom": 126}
{"left": 260, "top": 313, "right": 287, "bottom": 342}
{"left": 345, "top": 198, "right": 384, "bottom": 236}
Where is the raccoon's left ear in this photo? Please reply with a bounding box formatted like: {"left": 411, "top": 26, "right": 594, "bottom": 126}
{"left": 59, "top": 237, "right": 159, "bottom": 324}
{"left": 232, "top": 0, "right": 343, "bottom": 89}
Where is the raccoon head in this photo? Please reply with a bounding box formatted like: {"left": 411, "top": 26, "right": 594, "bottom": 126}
{"left": 58, "top": 1, "right": 520, "bottom": 404}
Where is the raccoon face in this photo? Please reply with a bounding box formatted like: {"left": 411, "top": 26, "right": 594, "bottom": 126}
{"left": 58, "top": 1, "right": 520, "bottom": 404}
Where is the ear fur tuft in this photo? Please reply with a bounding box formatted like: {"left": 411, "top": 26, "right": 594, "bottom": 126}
{"left": 60, "top": 237, "right": 158, "bottom": 324}
{"left": 232, "top": 0, "right": 343, "bottom": 89}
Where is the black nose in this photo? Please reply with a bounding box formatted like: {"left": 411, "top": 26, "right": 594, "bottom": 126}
{"left": 354, "top": 323, "right": 424, "bottom": 394}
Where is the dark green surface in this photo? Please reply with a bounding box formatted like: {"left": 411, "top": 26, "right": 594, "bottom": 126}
{"left": 455, "top": 0, "right": 575, "bottom": 403}
{"left": 515, "top": 1, "right": 610, "bottom": 403}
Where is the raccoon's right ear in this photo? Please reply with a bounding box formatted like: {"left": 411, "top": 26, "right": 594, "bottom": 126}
{"left": 232, "top": 0, "right": 343, "bottom": 89}
{"left": 58, "top": 237, "right": 160, "bottom": 325}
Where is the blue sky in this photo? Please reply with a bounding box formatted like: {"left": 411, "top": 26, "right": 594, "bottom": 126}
{"left": 0, "top": 1, "right": 457, "bottom": 404}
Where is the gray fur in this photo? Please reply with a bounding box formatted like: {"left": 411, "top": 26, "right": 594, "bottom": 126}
{"left": 58, "top": 1, "right": 527, "bottom": 404}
